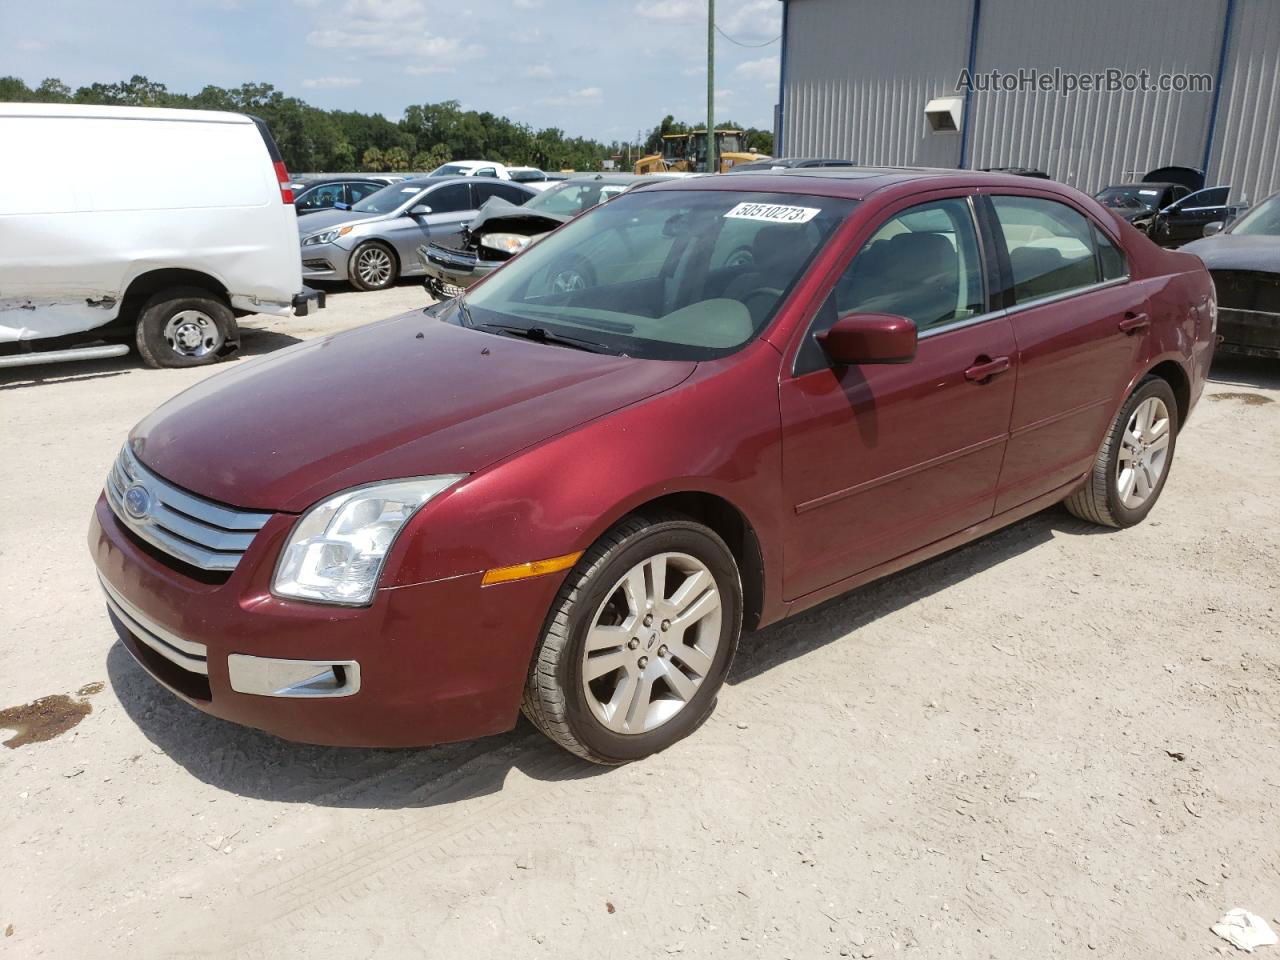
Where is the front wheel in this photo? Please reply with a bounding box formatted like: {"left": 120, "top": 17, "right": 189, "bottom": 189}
{"left": 348, "top": 241, "right": 398, "bottom": 291}
{"left": 522, "top": 514, "right": 743, "bottom": 764}
{"left": 1064, "top": 376, "right": 1179, "bottom": 527}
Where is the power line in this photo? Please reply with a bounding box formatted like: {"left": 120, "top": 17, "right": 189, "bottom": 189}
{"left": 714, "top": 23, "right": 781, "bottom": 47}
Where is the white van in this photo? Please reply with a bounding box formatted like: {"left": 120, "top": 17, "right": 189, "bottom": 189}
{"left": 0, "top": 103, "right": 322, "bottom": 369}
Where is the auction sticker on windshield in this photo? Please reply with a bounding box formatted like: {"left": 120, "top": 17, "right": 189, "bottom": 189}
{"left": 724, "top": 202, "right": 820, "bottom": 224}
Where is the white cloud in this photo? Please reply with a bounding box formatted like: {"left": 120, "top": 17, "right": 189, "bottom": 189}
{"left": 513, "top": 0, "right": 543, "bottom": 7}
{"left": 634, "top": 0, "right": 701, "bottom": 23}
{"left": 540, "top": 86, "right": 604, "bottom": 106}
{"left": 405, "top": 64, "right": 458, "bottom": 76}
{"left": 302, "top": 76, "right": 363, "bottom": 88}
{"left": 523, "top": 63, "right": 555, "bottom": 80}
{"left": 719, "top": 0, "right": 781, "bottom": 39}
{"left": 17, "top": 38, "right": 47, "bottom": 52}
{"left": 305, "top": 0, "right": 483, "bottom": 66}
{"left": 734, "top": 55, "right": 778, "bottom": 83}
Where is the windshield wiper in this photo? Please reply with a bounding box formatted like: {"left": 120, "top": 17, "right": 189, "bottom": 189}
{"left": 475, "top": 321, "right": 615, "bottom": 354}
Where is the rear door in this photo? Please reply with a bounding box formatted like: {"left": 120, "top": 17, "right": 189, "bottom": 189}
{"left": 982, "top": 192, "right": 1147, "bottom": 512}
{"left": 779, "top": 192, "right": 1018, "bottom": 599}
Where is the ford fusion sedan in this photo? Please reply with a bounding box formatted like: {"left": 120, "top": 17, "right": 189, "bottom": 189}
{"left": 298, "top": 176, "right": 537, "bottom": 290}
{"left": 92, "top": 168, "right": 1214, "bottom": 764}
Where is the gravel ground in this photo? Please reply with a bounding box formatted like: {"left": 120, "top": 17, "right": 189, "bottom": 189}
{"left": 1, "top": 283, "right": 1278, "bottom": 959}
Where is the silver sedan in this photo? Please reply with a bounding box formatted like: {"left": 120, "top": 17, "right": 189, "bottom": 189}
{"left": 298, "top": 176, "right": 537, "bottom": 291}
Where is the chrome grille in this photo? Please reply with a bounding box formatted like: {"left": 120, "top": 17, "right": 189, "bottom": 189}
{"left": 104, "top": 445, "right": 271, "bottom": 572}
{"left": 100, "top": 575, "right": 209, "bottom": 676}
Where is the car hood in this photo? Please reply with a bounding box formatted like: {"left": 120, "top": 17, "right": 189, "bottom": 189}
{"left": 130, "top": 312, "right": 697, "bottom": 513}
{"left": 1180, "top": 234, "right": 1280, "bottom": 272}
{"left": 296, "top": 208, "right": 386, "bottom": 235}
{"left": 467, "top": 197, "right": 569, "bottom": 237}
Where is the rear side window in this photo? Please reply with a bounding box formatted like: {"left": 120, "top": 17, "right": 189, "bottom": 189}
{"left": 1094, "top": 225, "right": 1127, "bottom": 281}
{"left": 348, "top": 182, "right": 382, "bottom": 203}
{"left": 991, "top": 196, "right": 1101, "bottom": 304}
{"left": 474, "top": 182, "right": 531, "bottom": 205}
{"left": 298, "top": 183, "right": 344, "bottom": 209}
{"left": 424, "top": 183, "right": 472, "bottom": 213}
{"left": 1183, "top": 187, "right": 1229, "bottom": 209}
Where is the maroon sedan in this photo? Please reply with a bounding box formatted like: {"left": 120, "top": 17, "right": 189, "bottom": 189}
{"left": 91, "top": 169, "right": 1216, "bottom": 764}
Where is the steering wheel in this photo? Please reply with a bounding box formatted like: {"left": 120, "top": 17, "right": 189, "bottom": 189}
{"left": 743, "top": 287, "right": 785, "bottom": 319}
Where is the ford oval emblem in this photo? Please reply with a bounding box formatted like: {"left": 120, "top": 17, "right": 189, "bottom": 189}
{"left": 123, "top": 483, "right": 152, "bottom": 520}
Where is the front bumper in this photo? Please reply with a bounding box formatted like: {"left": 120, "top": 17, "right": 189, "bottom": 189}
{"left": 300, "top": 243, "right": 351, "bottom": 282}
{"left": 90, "top": 494, "right": 557, "bottom": 747}
{"left": 1217, "top": 308, "right": 1280, "bottom": 359}
{"left": 419, "top": 243, "right": 498, "bottom": 295}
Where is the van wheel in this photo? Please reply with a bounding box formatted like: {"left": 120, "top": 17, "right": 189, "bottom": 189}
{"left": 522, "top": 514, "right": 743, "bottom": 764}
{"left": 135, "top": 288, "right": 236, "bottom": 368}
{"left": 1064, "top": 376, "right": 1179, "bottom": 528}
{"left": 349, "top": 241, "right": 398, "bottom": 291}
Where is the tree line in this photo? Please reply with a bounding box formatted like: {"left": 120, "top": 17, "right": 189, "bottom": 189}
{"left": 0, "top": 75, "right": 775, "bottom": 173}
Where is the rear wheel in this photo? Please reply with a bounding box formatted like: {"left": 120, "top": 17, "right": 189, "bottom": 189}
{"left": 522, "top": 514, "right": 743, "bottom": 764}
{"left": 135, "top": 287, "right": 236, "bottom": 368}
{"left": 349, "top": 241, "right": 398, "bottom": 291}
{"left": 1064, "top": 377, "right": 1178, "bottom": 527}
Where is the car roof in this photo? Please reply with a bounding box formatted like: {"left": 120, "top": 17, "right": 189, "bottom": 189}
{"left": 298, "top": 176, "right": 381, "bottom": 186}
{"left": 0, "top": 102, "right": 252, "bottom": 125}
{"left": 397, "top": 175, "right": 477, "bottom": 188}
{"left": 646, "top": 166, "right": 1075, "bottom": 200}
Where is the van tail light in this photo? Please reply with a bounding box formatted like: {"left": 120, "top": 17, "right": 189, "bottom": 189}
{"left": 274, "top": 162, "right": 294, "bottom": 204}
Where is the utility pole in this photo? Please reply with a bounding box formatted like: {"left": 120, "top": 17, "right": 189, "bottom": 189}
{"left": 707, "top": 0, "right": 716, "bottom": 174}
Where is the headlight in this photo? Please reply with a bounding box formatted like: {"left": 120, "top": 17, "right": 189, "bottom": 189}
{"left": 479, "top": 232, "right": 532, "bottom": 255}
{"left": 273, "top": 476, "right": 465, "bottom": 605}
{"left": 302, "top": 225, "right": 353, "bottom": 246}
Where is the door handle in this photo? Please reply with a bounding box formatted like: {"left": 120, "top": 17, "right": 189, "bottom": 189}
{"left": 1118, "top": 312, "right": 1150, "bottom": 334}
{"left": 964, "top": 356, "right": 1011, "bottom": 383}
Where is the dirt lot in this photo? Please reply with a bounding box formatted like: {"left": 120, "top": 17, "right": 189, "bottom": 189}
{"left": 2, "top": 284, "right": 1278, "bottom": 959}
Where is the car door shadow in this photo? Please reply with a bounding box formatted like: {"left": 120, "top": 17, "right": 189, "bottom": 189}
{"left": 104, "top": 505, "right": 1103, "bottom": 809}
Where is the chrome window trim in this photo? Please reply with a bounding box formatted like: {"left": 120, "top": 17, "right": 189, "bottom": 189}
{"left": 1002, "top": 275, "right": 1131, "bottom": 317}
{"left": 917, "top": 308, "right": 1007, "bottom": 340}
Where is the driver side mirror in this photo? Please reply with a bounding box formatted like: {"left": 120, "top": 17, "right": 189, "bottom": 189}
{"left": 1202, "top": 220, "right": 1225, "bottom": 237}
{"left": 819, "top": 313, "right": 917, "bottom": 365}
{"left": 409, "top": 204, "right": 433, "bottom": 216}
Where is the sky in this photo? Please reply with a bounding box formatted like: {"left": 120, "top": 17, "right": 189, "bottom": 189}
{"left": 1, "top": 0, "right": 783, "bottom": 143}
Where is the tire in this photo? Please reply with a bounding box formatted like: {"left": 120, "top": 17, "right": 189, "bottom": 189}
{"left": 546, "top": 255, "right": 596, "bottom": 295}
{"left": 522, "top": 513, "right": 743, "bottom": 764}
{"left": 348, "top": 241, "right": 398, "bottom": 291}
{"left": 1064, "top": 376, "right": 1179, "bottom": 528}
{"left": 135, "top": 287, "right": 236, "bottom": 369}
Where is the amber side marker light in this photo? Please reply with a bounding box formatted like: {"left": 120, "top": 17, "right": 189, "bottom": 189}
{"left": 481, "top": 551, "right": 584, "bottom": 586}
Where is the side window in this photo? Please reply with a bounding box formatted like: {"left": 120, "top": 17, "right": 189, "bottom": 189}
{"left": 795, "top": 197, "right": 985, "bottom": 374}
{"left": 1185, "top": 187, "right": 1228, "bottom": 209}
{"left": 348, "top": 182, "right": 382, "bottom": 204}
{"left": 424, "top": 183, "right": 472, "bottom": 214}
{"left": 471, "top": 182, "right": 502, "bottom": 206}
{"left": 490, "top": 183, "right": 533, "bottom": 204}
{"left": 1094, "top": 225, "right": 1127, "bottom": 281}
{"left": 475, "top": 167, "right": 498, "bottom": 178}
{"left": 991, "top": 195, "right": 1100, "bottom": 304}
{"left": 299, "top": 183, "right": 343, "bottom": 209}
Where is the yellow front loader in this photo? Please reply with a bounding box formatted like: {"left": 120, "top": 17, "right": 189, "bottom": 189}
{"left": 633, "top": 130, "right": 764, "bottom": 174}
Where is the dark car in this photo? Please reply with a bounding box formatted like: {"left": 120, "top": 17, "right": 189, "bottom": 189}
{"left": 981, "top": 166, "right": 1051, "bottom": 179}
{"left": 1182, "top": 191, "right": 1280, "bottom": 358}
{"left": 726, "top": 157, "right": 855, "bottom": 173}
{"left": 92, "top": 168, "right": 1214, "bottom": 763}
{"left": 419, "top": 173, "right": 676, "bottom": 296}
{"left": 1095, "top": 182, "right": 1190, "bottom": 235}
{"left": 293, "top": 177, "right": 387, "bottom": 216}
{"left": 1150, "top": 186, "right": 1249, "bottom": 246}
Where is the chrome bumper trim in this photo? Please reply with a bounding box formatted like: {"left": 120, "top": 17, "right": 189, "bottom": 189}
{"left": 100, "top": 575, "right": 209, "bottom": 676}
{"left": 227, "top": 655, "right": 361, "bottom": 698}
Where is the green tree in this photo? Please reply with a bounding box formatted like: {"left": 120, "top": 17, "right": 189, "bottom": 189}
{"left": 361, "top": 146, "right": 385, "bottom": 172}
{"left": 383, "top": 145, "right": 410, "bottom": 171}
{"left": 411, "top": 143, "right": 450, "bottom": 172}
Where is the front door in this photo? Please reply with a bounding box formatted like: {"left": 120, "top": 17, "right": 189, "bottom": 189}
{"left": 384, "top": 182, "right": 476, "bottom": 269}
{"left": 983, "top": 193, "right": 1149, "bottom": 511}
{"left": 779, "top": 195, "right": 1017, "bottom": 600}
{"left": 1159, "top": 187, "right": 1231, "bottom": 244}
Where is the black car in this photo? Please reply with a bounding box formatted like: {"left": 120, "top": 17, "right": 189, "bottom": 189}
{"left": 1150, "top": 186, "right": 1249, "bottom": 246}
{"left": 1182, "top": 192, "right": 1280, "bottom": 359}
{"left": 981, "top": 166, "right": 1051, "bottom": 179}
{"left": 293, "top": 177, "right": 387, "bottom": 216}
{"left": 725, "top": 157, "right": 855, "bottom": 172}
{"left": 1094, "top": 182, "right": 1190, "bottom": 235}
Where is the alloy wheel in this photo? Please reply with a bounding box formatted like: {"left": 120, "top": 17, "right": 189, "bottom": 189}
{"left": 356, "top": 247, "right": 393, "bottom": 286}
{"left": 580, "top": 552, "right": 722, "bottom": 735}
{"left": 1117, "top": 396, "right": 1171, "bottom": 508}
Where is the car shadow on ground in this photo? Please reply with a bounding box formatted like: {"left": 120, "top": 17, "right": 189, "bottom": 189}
{"left": 1209, "top": 354, "right": 1280, "bottom": 390}
{"left": 105, "top": 504, "right": 1100, "bottom": 809}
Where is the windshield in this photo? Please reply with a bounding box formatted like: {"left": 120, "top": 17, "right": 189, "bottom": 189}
{"left": 1230, "top": 194, "right": 1280, "bottom": 236}
{"left": 430, "top": 163, "right": 470, "bottom": 177}
{"left": 718, "top": 133, "right": 743, "bottom": 153}
{"left": 509, "top": 169, "right": 546, "bottom": 182}
{"left": 351, "top": 182, "right": 426, "bottom": 214}
{"left": 458, "top": 189, "right": 855, "bottom": 360}
{"left": 527, "top": 179, "right": 630, "bottom": 217}
{"left": 1095, "top": 186, "right": 1161, "bottom": 211}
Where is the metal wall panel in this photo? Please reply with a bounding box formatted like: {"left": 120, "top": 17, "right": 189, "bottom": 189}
{"left": 1209, "top": 0, "right": 1280, "bottom": 204}
{"left": 964, "top": 0, "right": 1226, "bottom": 193}
{"left": 781, "top": 0, "right": 973, "bottom": 167}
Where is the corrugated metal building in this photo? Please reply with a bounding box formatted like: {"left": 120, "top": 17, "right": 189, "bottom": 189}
{"left": 777, "top": 0, "right": 1280, "bottom": 204}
